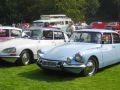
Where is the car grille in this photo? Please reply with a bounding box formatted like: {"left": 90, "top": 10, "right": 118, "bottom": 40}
{"left": 42, "top": 61, "right": 57, "bottom": 67}
{"left": 41, "top": 59, "right": 58, "bottom": 67}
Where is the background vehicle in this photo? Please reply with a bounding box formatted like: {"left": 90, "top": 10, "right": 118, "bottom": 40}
{"left": 32, "top": 14, "right": 72, "bottom": 32}
{"left": 89, "top": 22, "right": 107, "bottom": 29}
{"left": 0, "top": 27, "right": 69, "bottom": 65}
{"left": 105, "top": 22, "right": 120, "bottom": 34}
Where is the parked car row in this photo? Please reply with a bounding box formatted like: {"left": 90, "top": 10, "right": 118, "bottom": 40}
{"left": 1, "top": 26, "right": 120, "bottom": 76}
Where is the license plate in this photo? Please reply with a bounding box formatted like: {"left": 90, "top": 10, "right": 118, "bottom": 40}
{"left": 42, "top": 61, "right": 57, "bottom": 67}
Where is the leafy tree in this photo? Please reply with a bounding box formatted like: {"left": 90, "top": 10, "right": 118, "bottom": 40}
{"left": 0, "top": 0, "right": 120, "bottom": 24}
{"left": 84, "top": 0, "right": 100, "bottom": 23}
{"left": 55, "top": 0, "right": 86, "bottom": 22}
{"left": 113, "top": 0, "right": 120, "bottom": 20}
{"left": 98, "top": 0, "right": 118, "bottom": 21}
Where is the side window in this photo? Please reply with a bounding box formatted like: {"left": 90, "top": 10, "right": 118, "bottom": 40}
{"left": 102, "top": 33, "right": 112, "bottom": 44}
{"left": 54, "top": 31, "right": 64, "bottom": 40}
{"left": 43, "top": 31, "right": 53, "bottom": 40}
{"left": 65, "top": 21, "right": 69, "bottom": 24}
{"left": 113, "top": 33, "right": 120, "bottom": 43}
{"left": 11, "top": 29, "right": 21, "bottom": 37}
{"left": 0, "top": 29, "right": 9, "bottom": 37}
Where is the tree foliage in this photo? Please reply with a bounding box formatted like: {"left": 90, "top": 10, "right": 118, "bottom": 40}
{"left": 84, "top": 0, "right": 100, "bottom": 22}
{"left": 0, "top": 0, "right": 120, "bottom": 24}
{"left": 55, "top": 0, "right": 86, "bottom": 22}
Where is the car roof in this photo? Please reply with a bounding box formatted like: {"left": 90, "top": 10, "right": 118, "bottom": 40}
{"left": 76, "top": 29, "right": 118, "bottom": 34}
{"left": 28, "top": 26, "right": 62, "bottom": 32}
{"left": 0, "top": 26, "right": 22, "bottom": 31}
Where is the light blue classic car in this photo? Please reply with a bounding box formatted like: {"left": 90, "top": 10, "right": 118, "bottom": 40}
{"left": 37, "top": 29, "right": 120, "bottom": 76}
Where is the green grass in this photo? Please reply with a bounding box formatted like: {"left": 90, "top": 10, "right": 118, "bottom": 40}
{"left": 0, "top": 61, "right": 120, "bottom": 90}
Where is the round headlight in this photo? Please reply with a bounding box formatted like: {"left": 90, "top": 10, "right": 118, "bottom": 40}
{"left": 66, "top": 57, "right": 72, "bottom": 64}
{"left": 37, "top": 50, "right": 43, "bottom": 60}
{"left": 2, "top": 47, "right": 16, "bottom": 54}
{"left": 75, "top": 53, "right": 83, "bottom": 63}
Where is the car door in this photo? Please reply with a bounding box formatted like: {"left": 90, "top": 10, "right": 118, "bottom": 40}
{"left": 53, "top": 31, "right": 66, "bottom": 46}
{"left": 112, "top": 33, "right": 120, "bottom": 62}
{"left": 101, "top": 33, "right": 117, "bottom": 67}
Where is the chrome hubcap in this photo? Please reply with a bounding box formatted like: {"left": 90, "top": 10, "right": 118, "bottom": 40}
{"left": 22, "top": 52, "right": 30, "bottom": 65}
{"left": 85, "top": 60, "right": 96, "bottom": 76}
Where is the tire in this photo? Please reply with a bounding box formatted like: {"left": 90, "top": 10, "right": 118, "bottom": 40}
{"left": 82, "top": 57, "right": 98, "bottom": 76}
{"left": 17, "top": 50, "right": 32, "bottom": 65}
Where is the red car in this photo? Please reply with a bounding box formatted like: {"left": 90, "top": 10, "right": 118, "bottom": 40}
{"left": 89, "top": 22, "right": 107, "bottom": 29}
{"left": 105, "top": 22, "right": 120, "bottom": 34}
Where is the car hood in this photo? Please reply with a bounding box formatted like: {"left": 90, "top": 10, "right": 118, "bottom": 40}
{"left": 0, "top": 38, "right": 36, "bottom": 50}
{"left": 42, "top": 42, "right": 101, "bottom": 61}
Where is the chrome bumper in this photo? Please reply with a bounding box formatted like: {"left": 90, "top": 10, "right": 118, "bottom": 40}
{"left": 0, "top": 55, "right": 20, "bottom": 63}
{"left": 37, "top": 59, "right": 86, "bottom": 74}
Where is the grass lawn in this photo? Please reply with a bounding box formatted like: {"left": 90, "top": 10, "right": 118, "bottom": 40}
{"left": 0, "top": 61, "right": 120, "bottom": 90}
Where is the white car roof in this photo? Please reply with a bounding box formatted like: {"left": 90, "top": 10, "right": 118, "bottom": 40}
{"left": 33, "top": 18, "right": 71, "bottom": 22}
{"left": 0, "top": 26, "right": 22, "bottom": 31}
{"left": 28, "top": 26, "right": 62, "bottom": 32}
{"left": 76, "top": 29, "right": 118, "bottom": 34}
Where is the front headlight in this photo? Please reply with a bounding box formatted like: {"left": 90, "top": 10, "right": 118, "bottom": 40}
{"left": 2, "top": 47, "right": 16, "bottom": 55}
{"left": 66, "top": 57, "right": 73, "bottom": 64}
{"left": 75, "top": 53, "right": 83, "bottom": 63}
{"left": 37, "top": 50, "right": 44, "bottom": 60}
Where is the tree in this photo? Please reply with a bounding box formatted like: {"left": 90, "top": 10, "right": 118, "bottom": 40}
{"left": 113, "top": 0, "right": 120, "bottom": 20}
{"left": 84, "top": 0, "right": 100, "bottom": 23}
{"left": 98, "top": 0, "right": 118, "bottom": 21}
{"left": 55, "top": 0, "right": 86, "bottom": 22}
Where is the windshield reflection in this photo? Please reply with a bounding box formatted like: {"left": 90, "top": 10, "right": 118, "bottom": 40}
{"left": 70, "top": 31, "right": 101, "bottom": 44}
{"left": 29, "top": 30, "right": 42, "bottom": 39}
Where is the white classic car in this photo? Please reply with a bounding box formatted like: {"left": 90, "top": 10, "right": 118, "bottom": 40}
{"left": 0, "top": 27, "right": 69, "bottom": 65}
{"left": 0, "top": 26, "right": 22, "bottom": 41}
{"left": 37, "top": 29, "right": 120, "bottom": 76}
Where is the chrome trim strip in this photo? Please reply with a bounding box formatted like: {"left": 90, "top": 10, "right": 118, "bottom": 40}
{"left": 62, "top": 63, "right": 86, "bottom": 68}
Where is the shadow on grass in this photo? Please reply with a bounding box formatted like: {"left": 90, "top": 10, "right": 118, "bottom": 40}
{"left": 97, "top": 62, "right": 120, "bottom": 73}
{"left": 19, "top": 62, "right": 120, "bottom": 82}
{"left": 18, "top": 68, "right": 82, "bottom": 82}
{"left": 0, "top": 60, "right": 18, "bottom": 68}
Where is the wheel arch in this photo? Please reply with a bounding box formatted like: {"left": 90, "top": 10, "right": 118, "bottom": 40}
{"left": 20, "top": 49, "right": 34, "bottom": 60}
{"left": 89, "top": 55, "right": 99, "bottom": 69}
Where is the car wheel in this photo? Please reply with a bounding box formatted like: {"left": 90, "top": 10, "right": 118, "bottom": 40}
{"left": 18, "top": 50, "right": 31, "bottom": 65}
{"left": 82, "top": 57, "right": 98, "bottom": 76}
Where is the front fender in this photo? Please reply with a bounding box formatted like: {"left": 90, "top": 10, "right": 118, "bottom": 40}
{"left": 81, "top": 47, "right": 103, "bottom": 68}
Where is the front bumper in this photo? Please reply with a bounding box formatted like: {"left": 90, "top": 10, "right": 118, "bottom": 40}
{"left": 0, "top": 55, "right": 20, "bottom": 63}
{"left": 37, "top": 59, "right": 86, "bottom": 74}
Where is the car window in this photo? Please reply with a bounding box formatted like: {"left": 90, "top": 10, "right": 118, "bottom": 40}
{"left": 70, "top": 32, "right": 101, "bottom": 44}
{"left": 11, "top": 29, "right": 21, "bottom": 38}
{"left": 102, "top": 33, "right": 112, "bottom": 44}
{"left": 30, "top": 30, "right": 42, "bottom": 39}
{"left": 54, "top": 31, "right": 64, "bottom": 39}
{"left": 0, "top": 29, "right": 9, "bottom": 37}
{"left": 42, "top": 31, "right": 53, "bottom": 40}
{"left": 112, "top": 33, "right": 120, "bottom": 43}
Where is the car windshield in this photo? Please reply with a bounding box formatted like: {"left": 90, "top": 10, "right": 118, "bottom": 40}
{"left": 70, "top": 31, "right": 101, "bottom": 44}
{"left": 29, "top": 30, "right": 42, "bottom": 39}
{"left": 0, "top": 29, "right": 9, "bottom": 37}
